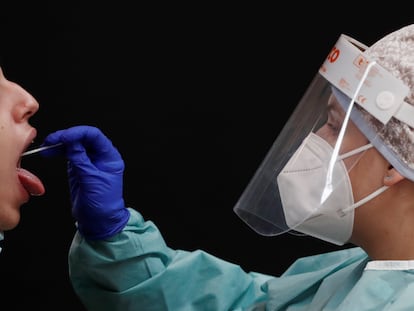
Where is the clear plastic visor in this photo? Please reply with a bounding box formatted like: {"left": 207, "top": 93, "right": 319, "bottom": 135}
{"left": 233, "top": 73, "right": 379, "bottom": 236}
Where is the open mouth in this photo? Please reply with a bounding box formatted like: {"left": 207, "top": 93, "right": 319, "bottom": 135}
{"left": 17, "top": 140, "right": 46, "bottom": 196}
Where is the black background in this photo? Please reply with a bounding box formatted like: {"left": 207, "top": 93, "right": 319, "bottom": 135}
{"left": 0, "top": 2, "right": 412, "bottom": 310}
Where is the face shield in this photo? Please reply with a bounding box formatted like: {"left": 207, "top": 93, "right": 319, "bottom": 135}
{"left": 234, "top": 34, "right": 414, "bottom": 245}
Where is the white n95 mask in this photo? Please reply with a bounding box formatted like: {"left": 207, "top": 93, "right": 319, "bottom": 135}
{"left": 277, "top": 133, "right": 388, "bottom": 245}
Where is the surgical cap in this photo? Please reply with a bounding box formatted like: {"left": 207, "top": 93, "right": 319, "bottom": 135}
{"left": 358, "top": 24, "right": 414, "bottom": 173}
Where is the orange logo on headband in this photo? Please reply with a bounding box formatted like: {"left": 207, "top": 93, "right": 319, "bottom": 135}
{"left": 358, "top": 95, "right": 367, "bottom": 104}
{"left": 327, "top": 46, "right": 340, "bottom": 63}
{"left": 338, "top": 78, "right": 349, "bottom": 89}
{"left": 354, "top": 55, "right": 368, "bottom": 68}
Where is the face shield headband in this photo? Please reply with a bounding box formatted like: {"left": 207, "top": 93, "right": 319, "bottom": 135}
{"left": 233, "top": 34, "right": 414, "bottom": 244}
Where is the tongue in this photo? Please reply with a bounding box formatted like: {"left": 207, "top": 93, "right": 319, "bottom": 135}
{"left": 17, "top": 168, "right": 45, "bottom": 196}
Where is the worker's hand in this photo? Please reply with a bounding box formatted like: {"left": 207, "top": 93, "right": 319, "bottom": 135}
{"left": 41, "top": 125, "right": 130, "bottom": 240}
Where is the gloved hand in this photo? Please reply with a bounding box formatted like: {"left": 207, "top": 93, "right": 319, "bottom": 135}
{"left": 41, "top": 125, "right": 130, "bottom": 240}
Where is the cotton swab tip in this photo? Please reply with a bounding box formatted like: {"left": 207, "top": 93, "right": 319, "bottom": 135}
{"left": 21, "top": 143, "right": 63, "bottom": 157}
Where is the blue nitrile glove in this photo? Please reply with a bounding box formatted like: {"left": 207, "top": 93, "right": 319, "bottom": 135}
{"left": 41, "top": 125, "right": 130, "bottom": 240}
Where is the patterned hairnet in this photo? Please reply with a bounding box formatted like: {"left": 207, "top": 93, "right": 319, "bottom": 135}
{"left": 361, "top": 24, "right": 414, "bottom": 170}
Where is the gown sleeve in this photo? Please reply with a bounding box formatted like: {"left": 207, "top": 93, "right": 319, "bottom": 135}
{"left": 68, "top": 208, "right": 273, "bottom": 311}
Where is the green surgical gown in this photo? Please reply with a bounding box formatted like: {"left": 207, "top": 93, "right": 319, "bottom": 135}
{"left": 69, "top": 208, "right": 414, "bottom": 310}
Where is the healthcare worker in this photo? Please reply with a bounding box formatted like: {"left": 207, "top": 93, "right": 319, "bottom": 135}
{"left": 40, "top": 23, "right": 414, "bottom": 310}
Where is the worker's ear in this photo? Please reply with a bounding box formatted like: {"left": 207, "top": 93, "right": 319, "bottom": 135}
{"left": 383, "top": 167, "right": 405, "bottom": 186}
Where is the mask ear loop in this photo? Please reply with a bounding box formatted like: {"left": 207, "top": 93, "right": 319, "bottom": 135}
{"left": 339, "top": 185, "right": 389, "bottom": 216}
{"left": 338, "top": 143, "right": 373, "bottom": 160}
{"left": 337, "top": 143, "right": 390, "bottom": 216}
